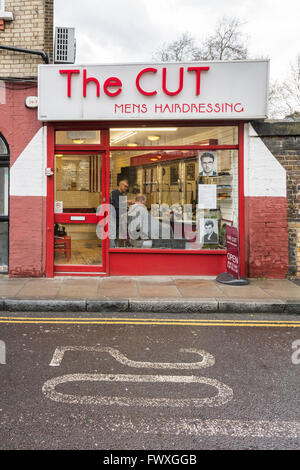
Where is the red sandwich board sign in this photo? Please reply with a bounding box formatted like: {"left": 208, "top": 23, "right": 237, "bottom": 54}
{"left": 226, "top": 226, "right": 240, "bottom": 278}
{"left": 216, "top": 225, "right": 249, "bottom": 285}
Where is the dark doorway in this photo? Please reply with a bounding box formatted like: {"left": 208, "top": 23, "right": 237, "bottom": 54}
{"left": 0, "top": 134, "right": 9, "bottom": 273}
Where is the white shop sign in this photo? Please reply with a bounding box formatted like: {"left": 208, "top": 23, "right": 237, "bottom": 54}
{"left": 38, "top": 60, "right": 269, "bottom": 121}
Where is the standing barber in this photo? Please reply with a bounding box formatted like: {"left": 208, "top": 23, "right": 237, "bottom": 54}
{"left": 110, "top": 179, "right": 130, "bottom": 247}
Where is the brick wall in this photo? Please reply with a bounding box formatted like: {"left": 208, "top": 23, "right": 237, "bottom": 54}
{"left": 0, "top": 83, "right": 46, "bottom": 277}
{"left": 245, "top": 196, "right": 289, "bottom": 278}
{"left": 251, "top": 121, "right": 300, "bottom": 277}
{"left": 0, "top": 0, "right": 53, "bottom": 276}
{"left": 0, "top": 0, "right": 53, "bottom": 77}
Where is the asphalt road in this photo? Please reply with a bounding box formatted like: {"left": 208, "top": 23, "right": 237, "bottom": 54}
{"left": 0, "top": 312, "right": 299, "bottom": 450}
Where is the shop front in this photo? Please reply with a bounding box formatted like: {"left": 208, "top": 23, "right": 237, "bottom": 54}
{"left": 38, "top": 60, "right": 274, "bottom": 277}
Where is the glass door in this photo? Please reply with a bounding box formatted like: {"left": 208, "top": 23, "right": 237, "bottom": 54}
{"left": 0, "top": 166, "right": 9, "bottom": 273}
{"left": 53, "top": 153, "right": 107, "bottom": 274}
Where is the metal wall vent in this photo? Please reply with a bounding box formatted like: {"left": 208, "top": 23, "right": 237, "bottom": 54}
{"left": 54, "top": 27, "right": 76, "bottom": 64}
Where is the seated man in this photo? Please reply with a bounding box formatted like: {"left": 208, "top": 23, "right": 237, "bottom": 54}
{"left": 127, "top": 194, "right": 173, "bottom": 248}
{"left": 127, "top": 194, "right": 153, "bottom": 247}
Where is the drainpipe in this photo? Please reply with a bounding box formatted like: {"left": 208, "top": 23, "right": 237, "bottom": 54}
{"left": 0, "top": 45, "right": 49, "bottom": 63}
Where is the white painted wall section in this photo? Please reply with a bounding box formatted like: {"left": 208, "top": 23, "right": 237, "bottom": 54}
{"left": 244, "top": 123, "right": 286, "bottom": 197}
{"left": 10, "top": 126, "right": 47, "bottom": 197}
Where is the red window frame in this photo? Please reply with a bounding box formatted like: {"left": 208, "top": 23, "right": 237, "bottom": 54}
{"left": 46, "top": 121, "right": 245, "bottom": 277}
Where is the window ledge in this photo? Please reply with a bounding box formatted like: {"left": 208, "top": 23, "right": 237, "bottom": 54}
{"left": 0, "top": 11, "right": 13, "bottom": 21}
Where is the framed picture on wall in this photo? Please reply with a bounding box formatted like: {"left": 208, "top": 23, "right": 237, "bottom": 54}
{"left": 200, "top": 217, "right": 219, "bottom": 244}
{"left": 186, "top": 163, "right": 195, "bottom": 180}
{"left": 170, "top": 165, "right": 179, "bottom": 185}
{"left": 198, "top": 151, "right": 218, "bottom": 177}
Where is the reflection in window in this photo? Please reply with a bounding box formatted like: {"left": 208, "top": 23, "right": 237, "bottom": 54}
{"left": 0, "top": 135, "right": 9, "bottom": 159}
{"left": 55, "top": 130, "right": 101, "bottom": 145}
{"left": 0, "top": 167, "right": 8, "bottom": 216}
{"left": 109, "top": 148, "right": 238, "bottom": 250}
{"left": 110, "top": 126, "right": 238, "bottom": 147}
{"left": 55, "top": 154, "right": 102, "bottom": 213}
{"left": 0, "top": 222, "right": 8, "bottom": 273}
{"left": 0, "top": 134, "right": 9, "bottom": 273}
{"left": 54, "top": 223, "right": 102, "bottom": 266}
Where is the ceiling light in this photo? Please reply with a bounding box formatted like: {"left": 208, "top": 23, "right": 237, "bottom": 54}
{"left": 127, "top": 142, "right": 138, "bottom": 147}
{"left": 150, "top": 158, "right": 158, "bottom": 161}
{"left": 147, "top": 135, "right": 160, "bottom": 142}
{"left": 111, "top": 131, "right": 137, "bottom": 144}
{"left": 72, "top": 139, "right": 85, "bottom": 144}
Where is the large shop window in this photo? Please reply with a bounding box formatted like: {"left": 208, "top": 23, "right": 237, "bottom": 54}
{"left": 109, "top": 126, "right": 238, "bottom": 251}
{"left": 0, "top": 134, "right": 9, "bottom": 273}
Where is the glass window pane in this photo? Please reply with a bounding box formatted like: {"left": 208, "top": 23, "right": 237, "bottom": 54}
{"left": 109, "top": 149, "right": 238, "bottom": 250}
{"left": 110, "top": 126, "right": 238, "bottom": 147}
{"left": 55, "top": 154, "right": 102, "bottom": 213}
{"left": 55, "top": 130, "right": 101, "bottom": 145}
{"left": 0, "top": 135, "right": 8, "bottom": 159}
{"left": 0, "top": 167, "right": 8, "bottom": 216}
{"left": 0, "top": 222, "right": 8, "bottom": 272}
{"left": 54, "top": 223, "right": 102, "bottom": 266}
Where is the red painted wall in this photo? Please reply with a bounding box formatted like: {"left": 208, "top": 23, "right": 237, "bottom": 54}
{"left": 110, "top": 252, "right": 227, "bottom": 276}
{"left": 9, "top": 196, "right": 46, "bottom": 277}
{"left": 0, "top": 82, "right": 45, "bottom": 277}
{"left": 1, "top": 82, "right": 41, "bottom": 165}
{"left": 245, "top": 196, "right": 289, "bottom": 278}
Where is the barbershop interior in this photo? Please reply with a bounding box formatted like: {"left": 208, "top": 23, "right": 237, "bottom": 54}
{"left": 53, "top": 126, "right": 239, "bottom": 266}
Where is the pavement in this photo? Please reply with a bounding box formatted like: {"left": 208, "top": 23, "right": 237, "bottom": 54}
{"left": 1, "top": 275, "right": 300, "bottom": 314}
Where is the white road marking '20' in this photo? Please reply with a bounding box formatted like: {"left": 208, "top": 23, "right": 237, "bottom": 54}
{"left": 44, "top": 346, "right": 232, "bottom": 408}
{"left": 49, "top": 346, "right": 215, "bottom": 369}
{"left": 42, "top": 373, "right": 233, "bottom": 407}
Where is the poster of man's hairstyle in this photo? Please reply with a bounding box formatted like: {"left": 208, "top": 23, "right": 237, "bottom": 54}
{"left": 201, "top": 218, "right": 219, "bottom": 244}
{"left": 198, "top": 151, "right": 218, "bottom": 177}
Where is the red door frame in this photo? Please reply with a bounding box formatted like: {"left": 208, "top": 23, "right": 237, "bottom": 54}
{"left": 46, "top": 125, "right": 110, "bottom": 277}
{"left": 46, "top": 121, "right": 246, "bottom": 278}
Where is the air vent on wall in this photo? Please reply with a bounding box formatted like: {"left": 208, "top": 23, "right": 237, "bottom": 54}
{"left": 0, "top": 0, "right": 13, "bottom": 20}
{"left": 54, "top": 27, "right": 76, "bottom": 64}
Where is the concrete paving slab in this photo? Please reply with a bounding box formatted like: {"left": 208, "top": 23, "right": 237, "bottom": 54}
{"left": 136, "top": 278, "right": 175, "bottom": 286}
{"left": 249, "top": 279, "right": 299, "bottom": 289}
{"left": 22, "top": 278, "right": 63, "bottom": 285}
{"left": 173, "top": 279, "right": 218, "bottom": 287}
{"left": 15, "top": 290, "right": 60, "bottom": 299}
{"left": 176, "top": 285, "right": 226, "bottom": 298}
{"left": 0, "top": 285, "right": 27, "bottom": 296}
{"left": 137, "top": 285, "right": 181, "bottom": 298}
{"left": 98, "top": 287, "right": 140, "bottom": 298}
{"left": 57, "top": 285, "right": 99, "bottom": 298}
{"left": 216, "top": 285, "right": 273, "bottom": 299}
{"left": 260, "top": 288, "right": 300, "bottom": 299}
{"left": 0, "top": 278, "right": 28, "bottom": 284}
{"left": 99, "top": 278, "right": 137, "bottom": 286}
{"left": 61, "top": 278, "right": 100, "bottom": 287}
